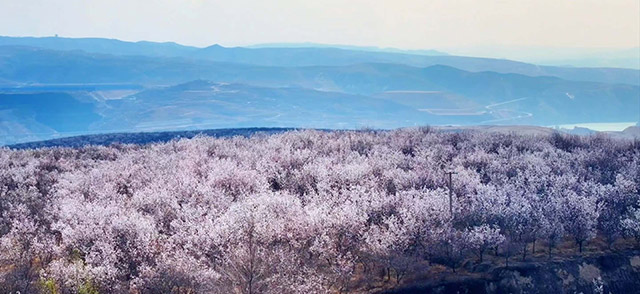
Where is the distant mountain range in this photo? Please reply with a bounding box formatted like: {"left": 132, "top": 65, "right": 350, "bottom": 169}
{"left": 0, "top": 36, "right": 638, "bottom": 146}
{"left": 246, "top": 42, "right": 448, "bottom": 56}
{"left": 1, "top": 46, "right": 638, "bottom": 92}
{"left": 446, "top": 46, "right": 640, "bottom": 70}
{"left": 1, "top": 36, "right": 638, "bottom": 85}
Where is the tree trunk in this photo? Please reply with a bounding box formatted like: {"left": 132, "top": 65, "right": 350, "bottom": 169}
{"left": 579, "top": 240, "right": 583, "bottom": 253}
{"left": 22, "top": 259, "right": 34, "bottom": 294}
{"left": 532, "top": 239, "right": 536, "bottom": 254}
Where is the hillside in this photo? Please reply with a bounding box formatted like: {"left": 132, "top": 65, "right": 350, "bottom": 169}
{"left": 0, "top": 81, "right": 456, "bottom": 145}
{"left": 2, "top": 75, "right": 638, "bottom": 145}
{"left": 2, "top": 129, "right": 639, "bottom": 293}
{"left": 1, "top": 46, "right": 637, "bottom": 95}
{"left": 0, "top": 36, "right": 638, "bottom": 85}
{"left": 1, "top": 70, "right": 638, "bottom": 146}
{"left": 5, "top": 127, "right": 296, "bottom": 149}
{"left": 0, "top": 37, "right": 637, "bottom": 146}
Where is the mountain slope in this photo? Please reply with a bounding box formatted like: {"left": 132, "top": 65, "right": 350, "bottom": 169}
{"left": 0, "top": 36, "right": 198, "bottom": 57}
{"left": 0, "top": 36, "right": 638, "bottom": 85}
{"left": 2, "top": 74, "right": 637, "bottom": 146}
{"left": 97, "top": 81, "right": 457, "bottom": 131}
{"left": 0, "top": 92, "right": 101, "bottom": 144}
{"left": 2, "top": 81, "right": 480, "bottom": 145}
{"left": 1, "top": 46, "right": 638, "bottom": 100}
{"left": 1, "top": 47, "right": 636, "bottom": 124}
{"left": 1, "top": 46, "right": 637, "bottom": 145}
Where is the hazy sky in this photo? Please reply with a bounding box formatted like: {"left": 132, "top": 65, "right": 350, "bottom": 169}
{"left": 1, "top": 0, "right": 639, "bottom": 51}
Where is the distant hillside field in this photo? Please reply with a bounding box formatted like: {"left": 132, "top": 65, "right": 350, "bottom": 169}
{"left": 1, "top": 75, "right": 637, "bottom": 145}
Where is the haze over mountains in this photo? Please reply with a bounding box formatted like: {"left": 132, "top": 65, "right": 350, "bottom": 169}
{"left": 0, "top": 36, "right": 638, "bottom": 145}
{"left": 446, "top": 46, "right": 640, "bottom": 70}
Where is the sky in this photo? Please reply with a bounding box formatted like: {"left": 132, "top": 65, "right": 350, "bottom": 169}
{"left": 1, "top": 0, "right": 639, "bottom": 54}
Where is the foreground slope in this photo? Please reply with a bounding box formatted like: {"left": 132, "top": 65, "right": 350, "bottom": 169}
{"left": 1, "top": 129, "right": 639, "bottom": 293}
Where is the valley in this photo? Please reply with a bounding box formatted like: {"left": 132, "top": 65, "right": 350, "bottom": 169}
{"left": 0, "top": 37, "right": 638, "bottom": 146}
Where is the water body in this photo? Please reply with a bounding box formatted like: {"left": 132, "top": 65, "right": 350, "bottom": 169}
{"left": 550, "top": 122, "right": 637, "bottom": 132}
